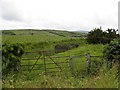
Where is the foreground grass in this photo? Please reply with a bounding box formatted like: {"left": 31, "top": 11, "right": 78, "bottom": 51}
{"left": 81, "top": 64, "right": 118, "bottom": 88}
{"left": 2, "top": 64, "right": 118, "bottom": 88}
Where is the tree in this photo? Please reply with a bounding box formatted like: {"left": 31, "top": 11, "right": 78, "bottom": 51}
{"left": 105, "top": 28, "right": 118, "bottom": 41}
{"left": 87, "top": 27, "right": 107, "bottom": 44}
{"left": 87, "top": 27, "right": 118, "bottom": 44}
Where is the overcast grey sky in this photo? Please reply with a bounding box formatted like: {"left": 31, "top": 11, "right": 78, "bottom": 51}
{"left": 0, "top": 0, "right": 119, "bottom": 31}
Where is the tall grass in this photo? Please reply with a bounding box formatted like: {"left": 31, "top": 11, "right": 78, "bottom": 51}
{"left": 2, "top": 64, "right": 118, "bottom": 88}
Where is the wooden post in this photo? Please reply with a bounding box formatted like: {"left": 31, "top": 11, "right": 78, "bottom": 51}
{"left": 43, "top": 51, "right": 47, "bottom": 75}
{"left": 69, "top": 57, "right": 74, "bottom": 74}
{"left": 28, "top": 58, "right": 30, "bottom": 71}
{"left": 86, "top": 53, "right": 91, "bottom": 74}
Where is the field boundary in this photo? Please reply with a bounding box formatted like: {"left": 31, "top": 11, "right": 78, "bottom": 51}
{"left": 21, "top": 50, "right": 105, "bottom": 75}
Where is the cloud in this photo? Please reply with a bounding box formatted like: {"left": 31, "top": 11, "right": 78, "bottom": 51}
{"left": 0, "top": 0, "right": 119, "bottom": 31}
{"left": 0, "top": 0, "right": 23, "bottom": 22}
{"left": 119, "top": 1, "right": 120, "bottom": 33}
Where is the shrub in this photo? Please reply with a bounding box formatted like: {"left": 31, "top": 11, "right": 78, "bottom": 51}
{"left": 55, "top": 44, "right": 70, "bottom": 53}
{"left": 54, "top": 43, "right": 79, "bottom": 53}
{"left": 104, "top": 39, "right": 120, "bottom": 68}
{"left": 87, "top": 27, "right": 118, "bottom": 44}
{"left": 2, "top": 43, "right": 24, "bottom": 75}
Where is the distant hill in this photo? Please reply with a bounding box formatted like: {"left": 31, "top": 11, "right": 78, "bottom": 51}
{"left": 73, "top": 30, "right": 89, "bottom": 33}
{"left": 2, "top": 29, "right": 87, "bottom": 37}
{"left": 2, "top": 29, "right": 87, "bottom": 44}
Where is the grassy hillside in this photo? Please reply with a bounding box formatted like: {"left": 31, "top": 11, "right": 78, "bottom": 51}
{"left": 2, "top": 29, "right": 86, "bottom": 51}
{"left": 2, "top": 30, "right": 69, "bottom": 44}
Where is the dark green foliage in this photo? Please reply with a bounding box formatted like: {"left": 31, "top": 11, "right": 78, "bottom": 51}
{"left": 104, "top": 39, "right": 120, "bottom": 67}
{"left": 106, "top": 29, "right": 118, "bottom": 38}
{"left": 55, "top": 44, "right": 70, "bottom": 53}
{"left": 87, "top": 27, "right": 105, "bottom": 44}
{"left": 2, "top": 30, "right": 16, "bottom": 35}
{"left": 55, "top": 43, "right": 79, "bottom": 53}
{"left": 87, "top": 27, "right": 119, "bottom": 44}
{"left": 2, "top": 43, "right": 24, "bottom": 75}
{"left": 54, "top": 38, "right": 84, "bottom": 53}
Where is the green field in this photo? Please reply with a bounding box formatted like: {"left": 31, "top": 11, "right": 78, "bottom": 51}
{"left": 2, "top": 29, "right": 86, "bottom": 51}
{"left": 2, "top": 29, "right": 84, "bottom": 44}
{"left": 2, "top": 29, "right": 118, "bottom": 88}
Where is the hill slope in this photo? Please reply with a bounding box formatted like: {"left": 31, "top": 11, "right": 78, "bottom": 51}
{"left": 2, "top": 29, "right": 86, "bottom": 44}
{"left": 2, "top": 29, "right": 86, "bottom": 51}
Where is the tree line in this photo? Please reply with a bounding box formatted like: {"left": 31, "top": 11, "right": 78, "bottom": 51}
{"left": 87, "top": 27, "right": 119, "bottom": 44}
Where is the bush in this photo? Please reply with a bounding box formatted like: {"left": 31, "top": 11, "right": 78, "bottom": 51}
{"left": 87, "top": 27, "right": 118, "bottom": 44}
{"left": 55, "top": 43, "right": 79, "bottom": 53}
{"left": 2, "top": 43, "right": 24, "bottom": 75}
{"left": 55, "top": 44, "right": 70, "bottom": 53}
{"left": 104, "top": 39, "right": 120, "bottom": 68}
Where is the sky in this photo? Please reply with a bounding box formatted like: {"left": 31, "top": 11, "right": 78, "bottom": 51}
{"left": 0, "top": 0, "right": 119, "bottom": 31}
{"left": 118, "top": 1, "right": 120, "bottom": 34}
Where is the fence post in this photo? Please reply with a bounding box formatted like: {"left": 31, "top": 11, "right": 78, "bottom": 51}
{"left": 43, "top": 51, "right": 47, "bottom": 75}
{"left": 86, "top": 53, "right": 91, "bottom": 74}
{"left": 69, "top": 56, "right": 74, "bottom": 75}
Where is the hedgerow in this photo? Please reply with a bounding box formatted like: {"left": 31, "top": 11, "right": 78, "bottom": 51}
{"left": 2, "top": 43, "right": 24, "bottom": 75}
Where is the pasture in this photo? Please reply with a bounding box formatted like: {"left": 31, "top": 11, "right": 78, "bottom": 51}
{"left": 2, "top": 29, "right": 118, "bottom": 88}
